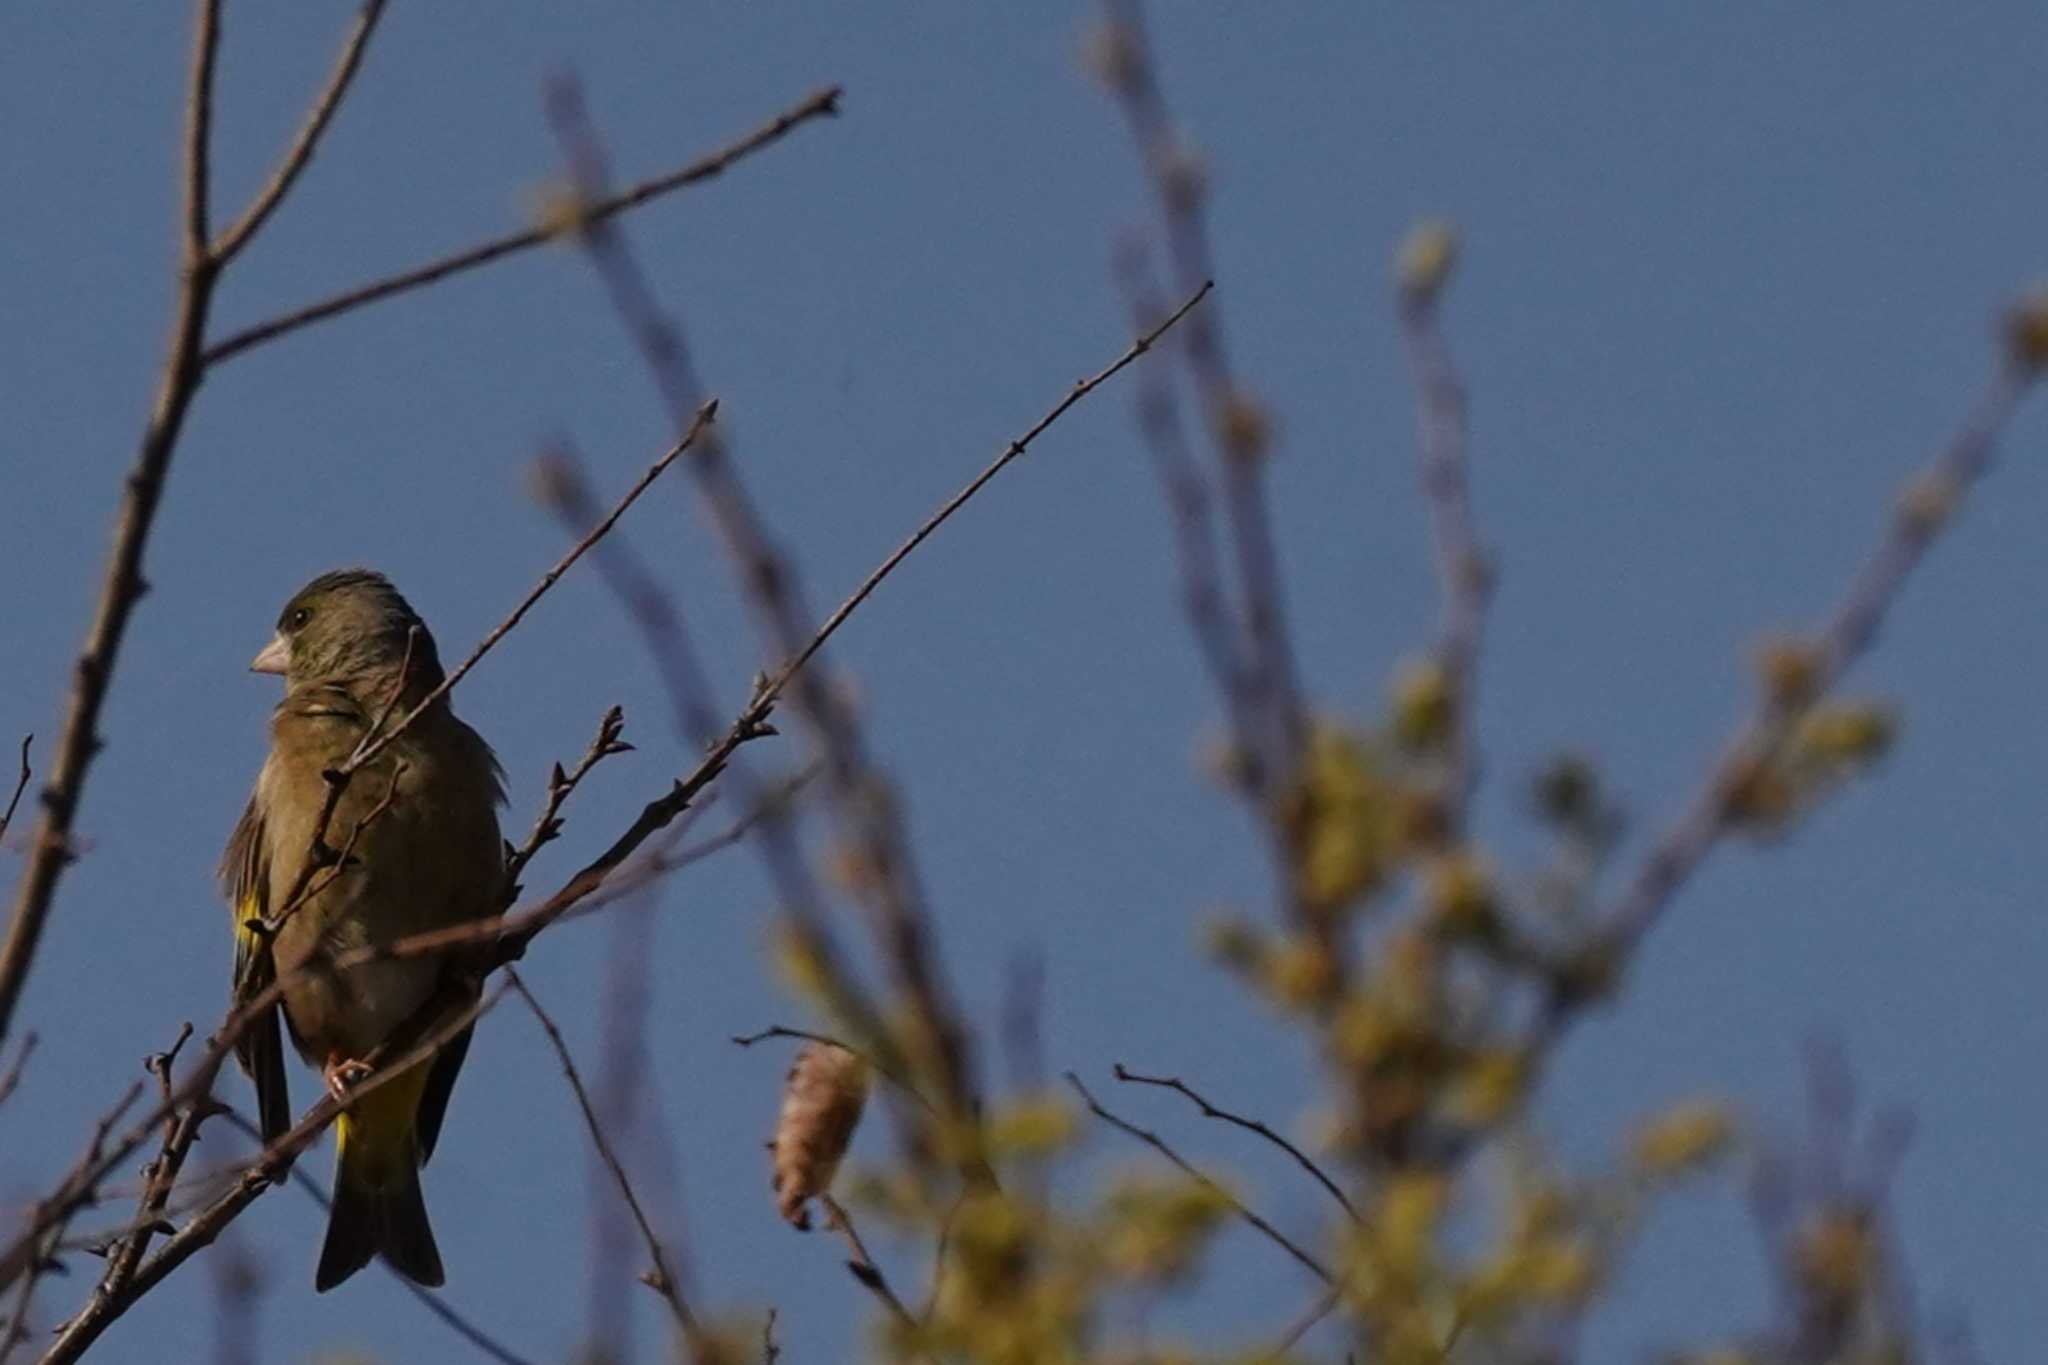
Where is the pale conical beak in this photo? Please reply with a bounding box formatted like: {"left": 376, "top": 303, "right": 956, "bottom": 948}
{"left": 249, "top": 633, "right": 290, "bottom": 675}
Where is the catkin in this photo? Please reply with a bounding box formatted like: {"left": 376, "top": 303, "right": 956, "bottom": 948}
{"left": 770, "top": 1043, "right": 869, "bottom": 1229}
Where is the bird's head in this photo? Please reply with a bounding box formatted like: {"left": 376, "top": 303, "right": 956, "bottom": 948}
{"left": 251, "top": 569, "right": 446, "bottom": 699}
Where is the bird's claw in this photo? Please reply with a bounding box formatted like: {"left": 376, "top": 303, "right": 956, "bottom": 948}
{"left": 324, "top": 1057, "right": 373, "bottom": 1100}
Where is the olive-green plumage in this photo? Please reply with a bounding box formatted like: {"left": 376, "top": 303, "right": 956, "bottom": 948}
{"left": 222, "top": 570, "right": 504, "bottom": 1292}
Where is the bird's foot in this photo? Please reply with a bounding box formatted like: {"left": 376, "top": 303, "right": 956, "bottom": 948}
{"left": 324, "top": 1055, "right": 373, "bottom": 1101}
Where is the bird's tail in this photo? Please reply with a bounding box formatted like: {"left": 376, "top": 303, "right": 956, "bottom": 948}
{"left": 317, "top": 1059, "right": 443, "bottom": 1292}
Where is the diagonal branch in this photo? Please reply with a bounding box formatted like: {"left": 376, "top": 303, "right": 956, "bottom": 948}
{"left": 200, "top": 86, "right": 843, "bottom": 365}
{"left": 507, "top": 971, "right": 710, "bottom": 1361}
{"left": 1112, "top": 1062, "right": 1357, "bottom": 1223}
{"left": 211, "top": 0, "right": 389, "bottom": 264}
{"left": 1064, "top": 1070, "right": 1332, "bottom": 1285}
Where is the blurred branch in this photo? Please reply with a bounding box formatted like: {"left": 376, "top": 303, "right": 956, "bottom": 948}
{"left": 200, "top": 86, "right": 843, "bottom": 365}
{"left": 507, "top": 970, "right": 710, "bottom": 1361}
{"left": 203, "top": 1233, "right": 259, "bottom": 1365}
{"left": 1111, "top": 1062, "right": 1357, "bottom": 1223}
{"left": 1396, "top": 226, "right": 1491, "bottom": 827}
{"left": 1112, "top": 242, "right": 1246, "bottom": 741}
{"left": 0, "top": 1033, "right": 35, "bottom": 1112}
{"left": 1600, "top": 345, "right": 2038, "bottom": 957}
{"left": 1095, "top": 0, "right": 1304, "bottom": 791}
{"left": 1064, "top": 1070, "right": 1332, "bottom": 1285}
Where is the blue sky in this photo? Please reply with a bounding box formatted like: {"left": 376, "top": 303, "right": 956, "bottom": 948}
{"left": 5, "top": 2, "right": 2047, "bottom": 1361}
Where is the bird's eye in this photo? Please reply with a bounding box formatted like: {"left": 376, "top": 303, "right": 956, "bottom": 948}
{"left": 288, "top": 607, "right": 313, "bottom": 630}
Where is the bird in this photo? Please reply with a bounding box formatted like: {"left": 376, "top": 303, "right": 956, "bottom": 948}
{"left": 221, "top": 569, "right": 504, "bottom": 1291}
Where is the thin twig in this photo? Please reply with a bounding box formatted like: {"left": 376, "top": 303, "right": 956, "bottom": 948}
{"left": 210, "top": 0, "right": 389, "bottom": 264}
{"left": 507, "top": 971, "right": 710, "bottom": 1359}
{"left": 1111, "top": 1062, "right": 1357, "bottom": 1222}
{"left": 502, "top": 705, "right": 631, "bottom": 896}
{"left": 257, "top": 759, "right": 407, "bottom": 939}
{"left": 1063, "top": 1070, "right": 1331, "bottom": 1285}
{"left": 774, "top": 280, "right": 1213, "bottom": 701}
{"left": 201, "top": 87, "right": 843, "bottom": 365}
{"left": 819, "top": 1194, "right": 917, "bottom": 1334}
{"left": 0, "top": 739, "right": 31, "bottom": 848}
{"left": 87, "top": 1025, "right": 204, "bottom": 1313}
{"left": 182, "top": 0, "right": 222, "bottom": 257}
{"left": 350, "top": 403, "right": 716, "bottom": 780}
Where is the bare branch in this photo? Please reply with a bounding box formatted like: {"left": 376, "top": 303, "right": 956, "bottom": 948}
{"left": 200, "top": 87, "right": 843, "bottom": 366}
{"left": 776, "top": 279, "right": 1213, "bottom": 700}
{"left": 507, "top": 971, "right": 710, "bottom": 1360}
{"left": 1112, "top": 1062, "right": 1357, "bottom": 1223}
{"left": 211, "top": 0, "right": 390, "bottom": 265}
{"left": 502, "top": 705, "right": 632, "bottom": 896}
{"left": 0, "top": 738, "right": 31, "bottom": 848}
{"left": 86, "top": 1025, "right": 205, "bottom": 1314}
{"left": 1063, "top": 1070, "right": 1332, "bottom": 1285}
{"left": 182, "top": 0, "right": 223, "bottom": 259}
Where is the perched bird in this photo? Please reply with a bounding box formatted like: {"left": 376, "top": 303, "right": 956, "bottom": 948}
{"left": 221, "top": 570, "right": 504, "bottom": 1291}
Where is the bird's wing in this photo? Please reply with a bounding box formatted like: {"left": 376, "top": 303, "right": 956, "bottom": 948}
{"left": 414, "top": 716, "right": 504, "bottom": 1165}
{"left": 222, "top": 793, "right": 292, "bottom": 1142}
